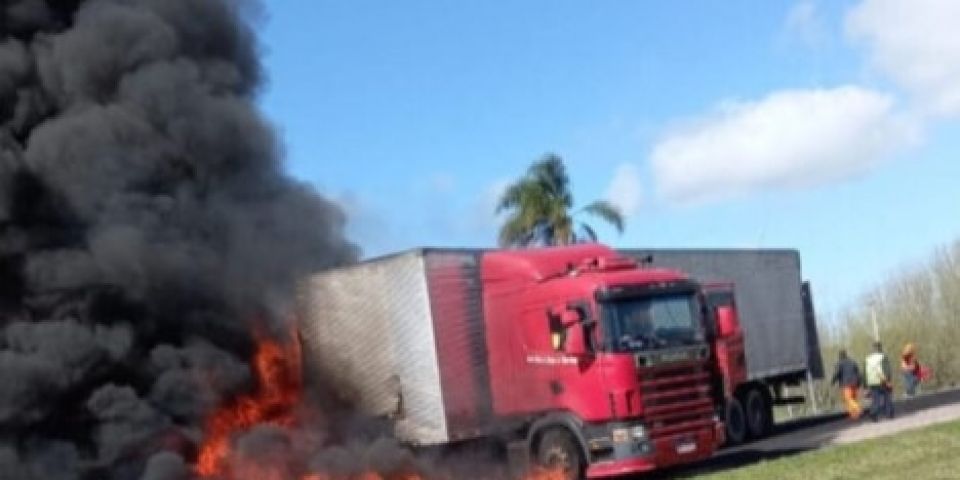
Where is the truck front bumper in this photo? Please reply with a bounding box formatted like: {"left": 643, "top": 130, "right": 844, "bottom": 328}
{"left": 585, "top": 422, "right": 724, "bottom": 478}
{"left": 586, "top": 456, "right": 657, "bottom": 478}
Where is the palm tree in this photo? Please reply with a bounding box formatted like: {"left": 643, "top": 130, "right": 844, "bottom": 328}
{"left": 496, "top": 154, "right": 625, "bottom": 247}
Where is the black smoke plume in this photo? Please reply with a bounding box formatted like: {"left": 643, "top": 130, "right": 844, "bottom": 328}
{"left": 0, "top": 0, "right": 360, "bottom": 478}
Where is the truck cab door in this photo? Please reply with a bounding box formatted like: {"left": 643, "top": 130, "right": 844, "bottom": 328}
{"left": 703, "top": 284, "right": 746, "bottom": 400}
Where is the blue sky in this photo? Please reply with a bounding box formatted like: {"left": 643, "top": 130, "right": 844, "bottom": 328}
{"left": 258, "top": 0, "right": 960, "bottom": 318}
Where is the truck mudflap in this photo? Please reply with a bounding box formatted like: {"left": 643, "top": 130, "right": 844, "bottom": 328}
{"left": 585, "top": 423, "right": 723, "bottom": 478}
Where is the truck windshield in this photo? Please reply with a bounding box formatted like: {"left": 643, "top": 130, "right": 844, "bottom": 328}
{"left": 602, "top": 294, "right": 704, "bottom": 352}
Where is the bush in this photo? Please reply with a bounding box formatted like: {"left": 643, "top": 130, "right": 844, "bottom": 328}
{"left": 808, "top": 240, "right": 960, "bottom": 413}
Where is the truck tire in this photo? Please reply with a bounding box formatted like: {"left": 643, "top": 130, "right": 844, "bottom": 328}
{"left": 724, "top": 397, "right": 747, "bottom": 445}
{"left": 536, "top": 427, "right": 584, "bottom": 480}
{"left": 745, "top": 388, "right": 773, "bottom": 439}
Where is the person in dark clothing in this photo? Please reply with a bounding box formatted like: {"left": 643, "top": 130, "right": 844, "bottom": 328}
{"left": 831, "top": 349, "right": 863, "bottom": 419}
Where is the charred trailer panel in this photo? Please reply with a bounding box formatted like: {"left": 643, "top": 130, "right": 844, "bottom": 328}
{"left": 297, "top": 249, "right": 492, "bottom": 445}
{"left": 618, "top": 249, "right": 822, "bottom": 383}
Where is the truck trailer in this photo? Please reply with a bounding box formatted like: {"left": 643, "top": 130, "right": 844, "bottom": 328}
{"left": 618, "top": 249, "right": 824, "bottom": 444}
{"left": 298, "top": 244, "right": 816, "bottom": 478}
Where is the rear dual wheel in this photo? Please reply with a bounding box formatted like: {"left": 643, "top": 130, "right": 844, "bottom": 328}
{"left": 724, "top": 397, "right": 747, "bottom": 445}
{"left": 725, "top": 387, "right": 773, "bottom": 446}
{"left": 745, "top": 388, "right": 773, "bottom": 439}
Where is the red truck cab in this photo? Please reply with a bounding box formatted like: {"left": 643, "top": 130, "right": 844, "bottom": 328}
{"left": 483, "top": 245, "right": 725, "bottom": 478}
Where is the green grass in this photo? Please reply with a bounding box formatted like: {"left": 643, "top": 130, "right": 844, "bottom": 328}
{"left": 691, "top": 419, "right": 960, "bottom": 480}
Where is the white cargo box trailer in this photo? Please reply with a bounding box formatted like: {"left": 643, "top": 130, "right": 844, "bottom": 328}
{"left": 297, "top": 249, "right": 492, "bottom": 446}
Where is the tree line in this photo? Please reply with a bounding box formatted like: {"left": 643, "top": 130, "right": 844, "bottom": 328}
{"left": 809, "top": 240, "right": 960, "bottom": 412}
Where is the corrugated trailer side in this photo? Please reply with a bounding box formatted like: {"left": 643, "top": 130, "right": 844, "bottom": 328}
{"left": 298, "top": 249, "right": 494, "bottom": 445}
{"left": 420, "top": 250, "right": 496, "bottom": 440}
{"left": 298, "top": 250, "right": 450, "bottom": 444}
{"left": 619, "top": 249, "right": 819, "bottom": 382}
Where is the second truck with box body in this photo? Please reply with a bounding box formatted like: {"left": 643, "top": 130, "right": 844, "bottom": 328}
{"left": 618, "top": 249, "right": 824, "bottom": 444}
{"left": 298, "top": 244, "right": 821, "bottom": 478}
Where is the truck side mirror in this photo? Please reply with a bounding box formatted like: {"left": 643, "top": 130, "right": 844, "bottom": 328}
{"left": 562, "top": 322, "right": 590, "bottom": 357}
{"left": 560, "top": 309, "right": 581, "bottom": 325}
{"left": 716, "top": 305, "right": 741, "bottom": 337}
{"left": 548, "top": 308, "right": 592, "bottom": 356}
{"left": 549, "top": 312, "right": 566, "bottom": 351}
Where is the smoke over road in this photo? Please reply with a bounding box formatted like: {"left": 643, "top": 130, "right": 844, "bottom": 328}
{"left": 0, "top": 0, "right": 363, "bottom": 478}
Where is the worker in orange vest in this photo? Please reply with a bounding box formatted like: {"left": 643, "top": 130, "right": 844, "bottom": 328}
{"left": 831, "top": 349, "right": 862, "bottom": 420}
{"left": 901, "top": 343, "right": 922, "bottom": 397}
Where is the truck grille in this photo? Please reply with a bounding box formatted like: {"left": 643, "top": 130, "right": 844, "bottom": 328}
{"left": 639, "top": 362, "right": 716, "bottom": 439}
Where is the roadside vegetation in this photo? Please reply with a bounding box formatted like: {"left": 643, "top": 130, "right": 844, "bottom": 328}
{"left": 796, "top": 239, "right": 960, "bottom": 416}
{"left": 691, "top": 418, "right": 960, "bottom": 480}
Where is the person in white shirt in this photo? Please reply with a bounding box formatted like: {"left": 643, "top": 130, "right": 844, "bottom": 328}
{"left": 865, "top": 341, "right": 894, "bottom": 421}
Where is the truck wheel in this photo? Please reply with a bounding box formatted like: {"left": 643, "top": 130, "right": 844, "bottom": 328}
{"left": 745, "top": 388, "right": 772, "bottom": 439}
{"left": 536, "top": 428, "right": 584, "bottom": 480}
{"left": 724, "top": 398, "right": 747, "bottom": 445}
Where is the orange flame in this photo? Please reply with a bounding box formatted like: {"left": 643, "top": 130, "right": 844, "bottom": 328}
{"left": 299, "top": 471, "right": 561, "bottom": 480}
{"left": 520, "top": 468, "right": 568, "bottom": 480}
{"left": 193, "top": 325, "right": 564, "bottom": 480}
{"left": 300, "top": 474, "right": 421, "bottom": 480}
{"left": 196, "top": 327, "right": 304, "bottom": 479}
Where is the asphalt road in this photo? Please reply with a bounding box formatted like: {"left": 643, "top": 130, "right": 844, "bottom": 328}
{"left": 645, "top": 388, "right": 960, "bottom": 479}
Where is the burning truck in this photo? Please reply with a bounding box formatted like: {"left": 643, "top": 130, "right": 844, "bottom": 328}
{"left": 298, "top": 244, "right": 823, "bottom": 479}
{"left": 0, "top": 1, "right": 822, "bottom": 478}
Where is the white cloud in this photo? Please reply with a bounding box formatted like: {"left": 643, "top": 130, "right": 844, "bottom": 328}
{"left": 426, "top": 172, "right": 456, "bottom": 194}
{"left": 486, "top": 178, "right": 511, "bottom": 206}
{"left": 331, "top": 192, "right": 403, "bottom": 257}
{"left": 783, "top": 1, "right": 827, "bottom": 48}
{"left": 441, "top": 178, "right": 512, "bottom": 238}
{"left": 605, "top": 163, "right": 642, "bottom": 217}
{"left": 476, "top": 178, "right": 511, "bottom": 228}
{"left": 846, "top": 0, "right": 960, "bottom": 117}
{"left": 651, "top": 86, "right": 919, "bottom": 204}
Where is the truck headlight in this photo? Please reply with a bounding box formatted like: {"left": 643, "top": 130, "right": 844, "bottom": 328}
{"left": 631, "top": 425, "right": 647, "bottom": 440}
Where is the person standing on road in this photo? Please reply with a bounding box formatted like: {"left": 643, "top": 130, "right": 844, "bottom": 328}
{"left": 831, "top": 349, "right": 863, "bottom": 420}
{"left": 865, "top": 341, "right": 894, "bottom": 421}
{"left": 901, "top": 342, "right": 921, "bottom": 397}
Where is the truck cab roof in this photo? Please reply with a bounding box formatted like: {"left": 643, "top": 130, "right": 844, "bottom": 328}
{"left": 482, "top": 243, "right": 692, "bottom": 297}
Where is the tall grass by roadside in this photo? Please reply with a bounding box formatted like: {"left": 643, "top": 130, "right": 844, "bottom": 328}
{"left": 689, "top": 418, "right": 960, "bottom": 480}
{"left": 801, "top": 239, "right": 960, "bottom": 415}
